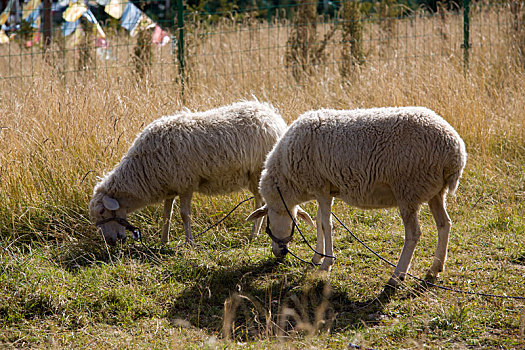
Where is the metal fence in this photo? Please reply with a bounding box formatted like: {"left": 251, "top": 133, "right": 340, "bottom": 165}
{"left": 0, "top": 0, "right": 524, "bottom": 85}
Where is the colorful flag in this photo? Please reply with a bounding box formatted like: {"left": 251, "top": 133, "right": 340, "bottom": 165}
{"left": 0, "top": 0, "right": 15, "bottom": 26}
{"left": 120, "top": 2, "right": 141, "bottom": 33}
{"left": 24, "top": 5, "right": 41, "bottom": 29}
{"left": 62, "top": 8, "right": 105, "bottom": 39}
{"left": 129, "top": 12, "right": 154, "bottom": 37}
{"left": 0, "top": 29, "right": 9, "bottom": 44}
{"left": 82, "top": 8, "right": 106, "bottom": 38}
{"left": 63, "top": 1, "right": 87, "bottom": 22}
{"left": 105, "top": 0, "right": 127, "bottom": 20}
{"left": 62, "top": 18, "right": 78, "bottom": 36}
{"left": 152, "top": 25, "right": 170, "bottom": 46}
{"left": 22, "top": 0, "right": 41, "bottom": 20}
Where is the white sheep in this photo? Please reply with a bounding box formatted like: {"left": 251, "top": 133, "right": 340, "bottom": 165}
{"left": 247, "top": 107, "right": 467, "bottom": 288}
{"left": 90, "top": 101, "right": 287, "bottom": 245}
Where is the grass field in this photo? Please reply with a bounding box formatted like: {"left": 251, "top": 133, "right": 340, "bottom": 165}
{"left": 1, "top": 5, "right": 525, "bottom": 349}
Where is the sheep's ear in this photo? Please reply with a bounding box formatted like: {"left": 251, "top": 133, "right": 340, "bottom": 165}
{"left": 102, "top": 195, "right": 120, "bottom": 211}
{"left": 247, "top": 205, "right": 268, "bottom": 221}
{"left": 297, "top": 207, "right": 316, "bottom": 228}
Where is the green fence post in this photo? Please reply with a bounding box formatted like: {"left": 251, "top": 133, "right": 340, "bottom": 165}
{"left": 463, "top": 0, "right": 470, "bottom": 73}
{"left": 177, "top": 0, "right": 185, "bottom": 95}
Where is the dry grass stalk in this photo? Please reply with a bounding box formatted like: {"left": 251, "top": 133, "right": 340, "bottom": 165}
{"left": 437, "top": 1, "right": 450, "bottom": 41}
{"left": 223, "top": 280, "right": 333, "bottom": 341}
{"left": 376, "top": 0, "right": 399, "bottom": 52}
{"left": 276, "top": 279, "right": 333, "bottom": 339}
{"left": 510, "top": 0, "right": 525, "bottom": 67}
{"left": 133, "top": 29, "right": 153, "bottom": 79}
{"left": 223, "top": 293, "right": 273, "bottom": 340}
{"left": 285, "top": 2, "right": 336, "bottom": 81}
{"left": 77, "top": 24, "right": 94, "bottom": 72}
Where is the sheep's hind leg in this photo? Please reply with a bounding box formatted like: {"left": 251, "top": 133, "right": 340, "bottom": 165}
{"left": 161, "top": 197, "right": 175, "bottom": 244}
{"left": 387, "top": 204, "right": 422, "bottom": 288}
{"left": 425, "top": 192, "right": 451, "bottom": 283}
{"left": 179, "top": 192, "right": 194, "bottom": 244}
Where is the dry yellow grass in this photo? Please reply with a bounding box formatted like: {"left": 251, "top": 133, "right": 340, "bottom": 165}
{"left": 1, "top": 7, "right": 523, "bottom": 223}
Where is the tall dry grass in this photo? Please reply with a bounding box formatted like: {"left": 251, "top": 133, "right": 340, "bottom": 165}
{"left": 0, "top": 4, "right": 524, "bottom": 243}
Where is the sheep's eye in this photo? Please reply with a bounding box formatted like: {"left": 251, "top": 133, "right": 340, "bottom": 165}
{"left": 99, "top": 208, "right": 105, "bottom": 216}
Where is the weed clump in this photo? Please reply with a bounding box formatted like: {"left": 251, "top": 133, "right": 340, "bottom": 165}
{"left": 341, "top": 0, "right": 365, "bottom": 81}
{"left": 285, "top": 2, "right": 336, "bottom": 81}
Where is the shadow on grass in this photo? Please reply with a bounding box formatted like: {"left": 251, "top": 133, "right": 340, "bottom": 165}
{"left": 52, "top": 237, "right": 191, "bottom": 272}
{"left": 53, "top": 237, "right": 428, "bottom": 341}
{"left": 53, "top": 229, "right": 255, "bottom": 273}
{"left": 164, "top": 257, "right": 401, "bottom": 341}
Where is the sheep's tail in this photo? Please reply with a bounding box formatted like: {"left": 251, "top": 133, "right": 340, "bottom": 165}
{"left": 446, "top": 170, "right": 462, "bottom": 196}
{"left": 445, "top": 145, "right": 467, "bottom": 196}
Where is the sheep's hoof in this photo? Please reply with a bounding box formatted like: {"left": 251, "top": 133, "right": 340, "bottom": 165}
{"left": 379, "top": 283, "right": 397, "bottom": 300}
{"left": 422, "top": 270, "right": 439, "bottom": 289}
{"left": 424, "top": 272, "right": 436, "bottom": 281}
{"left": 318, "top": 261, "right": 333, "bottom": 272}
{"left": 311, "top": 253, "right": 322, "bottom": 265}
{"left": 380, "top": 276, "right": 403, "bottom": 299}
{"left": 386, "top": 276, "right": 402, "bottom": 289}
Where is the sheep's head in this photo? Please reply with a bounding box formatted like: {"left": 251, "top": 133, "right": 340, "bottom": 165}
{"left": 89, "top": 193, "right": 127, "bottom": 245}
{"left": 247, "top": 205, "right": 315, "bottom": 258}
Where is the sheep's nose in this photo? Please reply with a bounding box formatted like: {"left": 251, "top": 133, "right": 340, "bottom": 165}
{"left": 272, "top": 243, "right": 287, "bottom": 258}
{"left": 118, "top": 233, "right": 127, "bottom": 243}
{"left": 106, "top": 237, "right": 117, "bottom": 246}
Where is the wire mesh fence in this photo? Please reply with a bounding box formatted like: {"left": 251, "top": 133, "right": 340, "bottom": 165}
{"left": 0, "top": 0, "right": 524, "bottom": 86}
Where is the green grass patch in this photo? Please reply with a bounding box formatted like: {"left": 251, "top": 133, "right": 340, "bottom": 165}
{"left": 1, "top": 154, "right": 524, "bottom": 348}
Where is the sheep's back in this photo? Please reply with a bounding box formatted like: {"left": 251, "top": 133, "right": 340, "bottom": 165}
{"left": 268, "top": 107, "right": 466, "bottom": 207}
{"left": 112, "top": 102, "right": 286, "bottom": 201}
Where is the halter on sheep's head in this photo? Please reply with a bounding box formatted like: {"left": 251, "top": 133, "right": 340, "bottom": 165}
{"left": 246, "top": 185, "right": 315, "bottom": 258}
{"left": 265, "top": 215, "right": 294, "bottom": 256}
{"left": 89, "top": 194, "right": 140, "bottom": 245}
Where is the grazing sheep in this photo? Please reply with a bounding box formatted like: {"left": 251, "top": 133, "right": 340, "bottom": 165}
{"left": 90, "top": 101, "right": 287, "bottom": 245}
{"left": 247, "top": 107, "right": 467, "bottom": 288}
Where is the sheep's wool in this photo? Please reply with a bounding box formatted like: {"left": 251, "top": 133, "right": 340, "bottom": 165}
{"left": 261, "top": 107, "right": 466, "bottom": 210}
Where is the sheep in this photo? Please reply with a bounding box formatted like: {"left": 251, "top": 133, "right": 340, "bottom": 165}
{"left": 247, "top": 107, "right": 467, "bottom": 288}
{"left": 90, "top": 101, "right": 288, "bottom": 246}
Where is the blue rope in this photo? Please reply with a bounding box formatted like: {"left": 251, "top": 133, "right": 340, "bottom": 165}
{"left": 275, "top": 185, "right": 336, "bottom": 260}
{"left": 172, "top": 196, "right": 255, "bottom": 248}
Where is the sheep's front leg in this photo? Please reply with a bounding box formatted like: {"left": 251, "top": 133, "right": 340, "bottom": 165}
{"left": 312, "top": 206, "right": 325, "bottom": 265}
{"left": 249, "top": 193, "right": 264, "bottom": 240}
{"left": 161, "top": 197, "right": 175, "bottom": 244}
{"left": 179, "top": 192, "right": 194, "bottom": 243}
{"left": 317, "top": 196, "right": 335, "bottom": 271}
{"left": 425, "top": 193, "right": 451, "bottom": 282}
{"left": 388, "top": 205, "right": 421, "bottom": 288}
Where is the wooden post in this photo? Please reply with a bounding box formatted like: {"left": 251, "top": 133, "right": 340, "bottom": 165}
{"left": 42, "top": 0, "right": 52, "bottom": 51}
